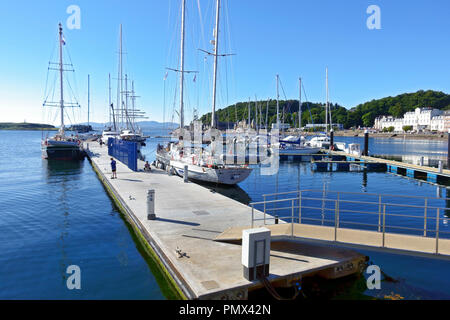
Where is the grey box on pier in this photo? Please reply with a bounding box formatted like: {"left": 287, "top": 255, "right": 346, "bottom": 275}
{"left": 147, "top": 189, "right": 156, "bottom": 220}
{"left": 242, "top": 228, "right": 271, "bottom": 281}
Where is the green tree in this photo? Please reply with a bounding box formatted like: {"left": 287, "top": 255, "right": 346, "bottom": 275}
{"left": 402, "top": 125, "right": 413, "bottom": 132}
{"left": 362, "top": 112, "right": 374, "bottom": 127}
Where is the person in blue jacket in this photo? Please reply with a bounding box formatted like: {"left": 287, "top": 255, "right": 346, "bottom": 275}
{"left": 111, "top": 158, "right": 117, "bottom": 179}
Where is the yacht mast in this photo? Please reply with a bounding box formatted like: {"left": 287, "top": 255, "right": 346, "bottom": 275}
{"left": 325, "top": 67, "right": 329, "bottom": 134}
{"left": 58, "top": 23, "right": 65, "bottom": 135}
{"left": 247, "top": 98, "right": 250, "bottom": 129}
{"left": 276, "top": 74, "right": 280, "bottom": 129}
{"left": 88, "top": 74, "right": 90, "bottom": 128}
{"left": 298, "top": 77, "right": 302, "bottom": 129}
{"left": 211, "top": 0, "right": 221, "bottom": 129}
{"left": 108, "top": 73, "right": 112, "bottom": 126}
{"left": 179, "top": 0, "right": 186, "bottom": 129}
{"left": 125, "top": 74, "right": 129, "bottom": 129}
{"left": 254, "top": 96, "right": 258, "bottom": 132}
{"left": 119, "top": 24, "right": 123, "bottom": 129}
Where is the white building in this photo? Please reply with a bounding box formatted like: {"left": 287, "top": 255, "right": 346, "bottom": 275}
{"left": 403, "top": 108, "right": 442, "bottom": 131}
{"left": 374, "top": 116, "right": 403, "bottom": 132}
{"left": 375, "top": 108, "right": 444, "bottom": 132}
{"left": 431, "top": 115, "right": 444, "bottom": 132}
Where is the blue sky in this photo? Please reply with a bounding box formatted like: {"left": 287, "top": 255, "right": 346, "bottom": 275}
{"left": 0, "top": 0, "right": 449, "bottom": 125}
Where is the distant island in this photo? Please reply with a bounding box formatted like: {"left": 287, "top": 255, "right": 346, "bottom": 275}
{"left": 75, "top": 121, "right": 178, "bottom": 130}
{"left": 0, "top": 122, "right": 57, "bottom": 131}
{"left": 0, "top": 121, "right": 179, "bottom": 132}
{"left": 200, "top": 90, "right": 450, "bottom": 129}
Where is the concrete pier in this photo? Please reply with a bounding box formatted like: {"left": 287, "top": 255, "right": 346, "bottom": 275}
{"left": 85, "top": 143, "right": 367, "bottom": 300}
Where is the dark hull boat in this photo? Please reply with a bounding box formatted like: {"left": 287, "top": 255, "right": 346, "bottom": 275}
{"left": 42, "top": 140, "right": 85, "bottom": 161}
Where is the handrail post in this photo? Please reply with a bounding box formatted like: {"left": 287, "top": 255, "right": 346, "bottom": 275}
{"left": 382, "top": 204, "right": 386, "bottom": 248}
{"left": 334, "top": 200, "right": 338, "bottom": 241}
{"left": 436, "top": 208, "right": 440, "bottom": 255}
{"left": 378, "top": 195, "right": 382, "bottom": 232}
{"left": 251, "top": 204, "right": 254, "bottom": 228}
{"left": 291, "top": 199, "right": 294, "bottom": 237}
{"left": 336, "top": 192, "right": 340, "bottom": 229}
{"left": 263, "top": 195, "right": 266, "bottom": 225}
{"left": 424, "top": 198, "right": 428, "bottom": 237}
{"left": 298, "top": 191, "right": 302, "bottom": 224}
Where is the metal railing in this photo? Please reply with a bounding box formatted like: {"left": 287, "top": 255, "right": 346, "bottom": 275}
{"left": 250, "top": 190, "right": 450, "bottom": 254}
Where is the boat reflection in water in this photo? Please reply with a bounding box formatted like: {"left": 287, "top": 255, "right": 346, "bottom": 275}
{"left": 193, "top": 181, "right": 252, "bottom": 206}
{"left": 44, "top": 159, "right": 84, "bottom": 180}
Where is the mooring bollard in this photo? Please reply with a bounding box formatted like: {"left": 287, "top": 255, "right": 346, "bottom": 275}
{"left": 147, "top": 189, "right": 156, "bottom": 220}
{"left": 363, "top": 130, "right": 369, "bottom": 156}
{"left": 184, "top": 165, "right": 189, "bottom": 183}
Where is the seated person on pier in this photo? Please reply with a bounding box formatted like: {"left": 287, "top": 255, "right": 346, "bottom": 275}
{"left": 144, "top": 161, "right": 151, "bottom": 172}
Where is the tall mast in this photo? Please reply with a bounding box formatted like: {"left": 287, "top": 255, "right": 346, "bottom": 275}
{"left": 88, "top": 74, "right": 90, "bottom": 128}
{"left": 179, "top": 0, "right": 186, "bottom": 129}
{"left": 211, "top": 0, "right": 221, "bottom": 129}
{"left": 298, "top": 77, "right": 302, "bottom": 129}
{"left": 125, "top": 74, "right": 129, "bottom": 129}
{"left": 58, "top": 23, "right": 65, "bottom": 135}
{"left": 266, "top": 98, "right": 269, "bottom": 129}
{"left": 254, "top": 96, "right": 258, "bottom": 132}
{"left": 326, "top": 67, "right": 329, "bottom": 134}
{"left": 131, "top": 80, "right": 135, "bottom": 129}
{"left": 119, "top": 24, "right": 123, "bottom": 129}
{"left": 247, "top": 98, "right": 251, "bottom": 129}
{"left": 276, "top": 74, "right": 280, "bottom": 129}
{"left": 108, "top": 73, "right": 112, "bottom": 126}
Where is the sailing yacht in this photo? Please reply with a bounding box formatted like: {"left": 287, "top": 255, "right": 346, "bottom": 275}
{"left": 156, "top": 0, "right": 252, "bottom": 185}
{"left": 102, "top": 26, "right": 148, "bottom": 151}
{"left": 269, "top": 76, "right": 321, "bottom": 155}
{"left": 305, "top": 67, "right": 332, "bottom": 150}
{"left": 42, "top": 23, "right": 85, "bottom": 161}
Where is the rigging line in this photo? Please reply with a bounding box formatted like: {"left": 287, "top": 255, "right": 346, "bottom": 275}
{"left": 43, "top": 36, "right": 58, "bottom": 102}
{"left": 301, "top": 81, "right": 314, "bottom": 126}
{"left": 278, "top": 77, "right": 290, "bottom": 122}
{"left": 43, "top": 65, "right": 52, "bottom": 102}
{"left": 63, "top": 45, "right": 80, "bottom": 102}
{"left": 65, "top": 76, "right": 80, "bottom": 106}
{"left": 64, "top": 108, "right": 74, "bottom": 127}
{"left": 196, "top": 0, "right": 207, "bottom": 52}
{"left": 224, "top": 41, "right": 229, "bottom": 107}
{"left": 223, "top": 0, "right": 236, "bottom": 104}
{"left": 163, "top": 75, "right": 167, "bottom": 130}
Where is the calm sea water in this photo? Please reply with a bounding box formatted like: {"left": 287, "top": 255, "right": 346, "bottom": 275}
{"left": 143, "top": 132, "right": 450, "bottom": 300}
{"left": 2, "top": 130, "right": 450, "bottom": 300}
{"left": 0, "top": 130, "right": 166, "bottom": 299}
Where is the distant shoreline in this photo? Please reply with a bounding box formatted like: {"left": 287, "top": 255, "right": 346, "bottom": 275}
{"left": 0, "top": 128, "right": 58, "bottom": 131}
{"left": 332, "top": 130, "right": 448, "bottom": 141}
{"left": 0, "top": 123, "right": 57, "bottom": 131}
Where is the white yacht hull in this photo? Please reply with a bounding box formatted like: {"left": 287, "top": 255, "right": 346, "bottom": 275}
{"left": 169, "top": 160, "right": 252, "bottom": 185}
